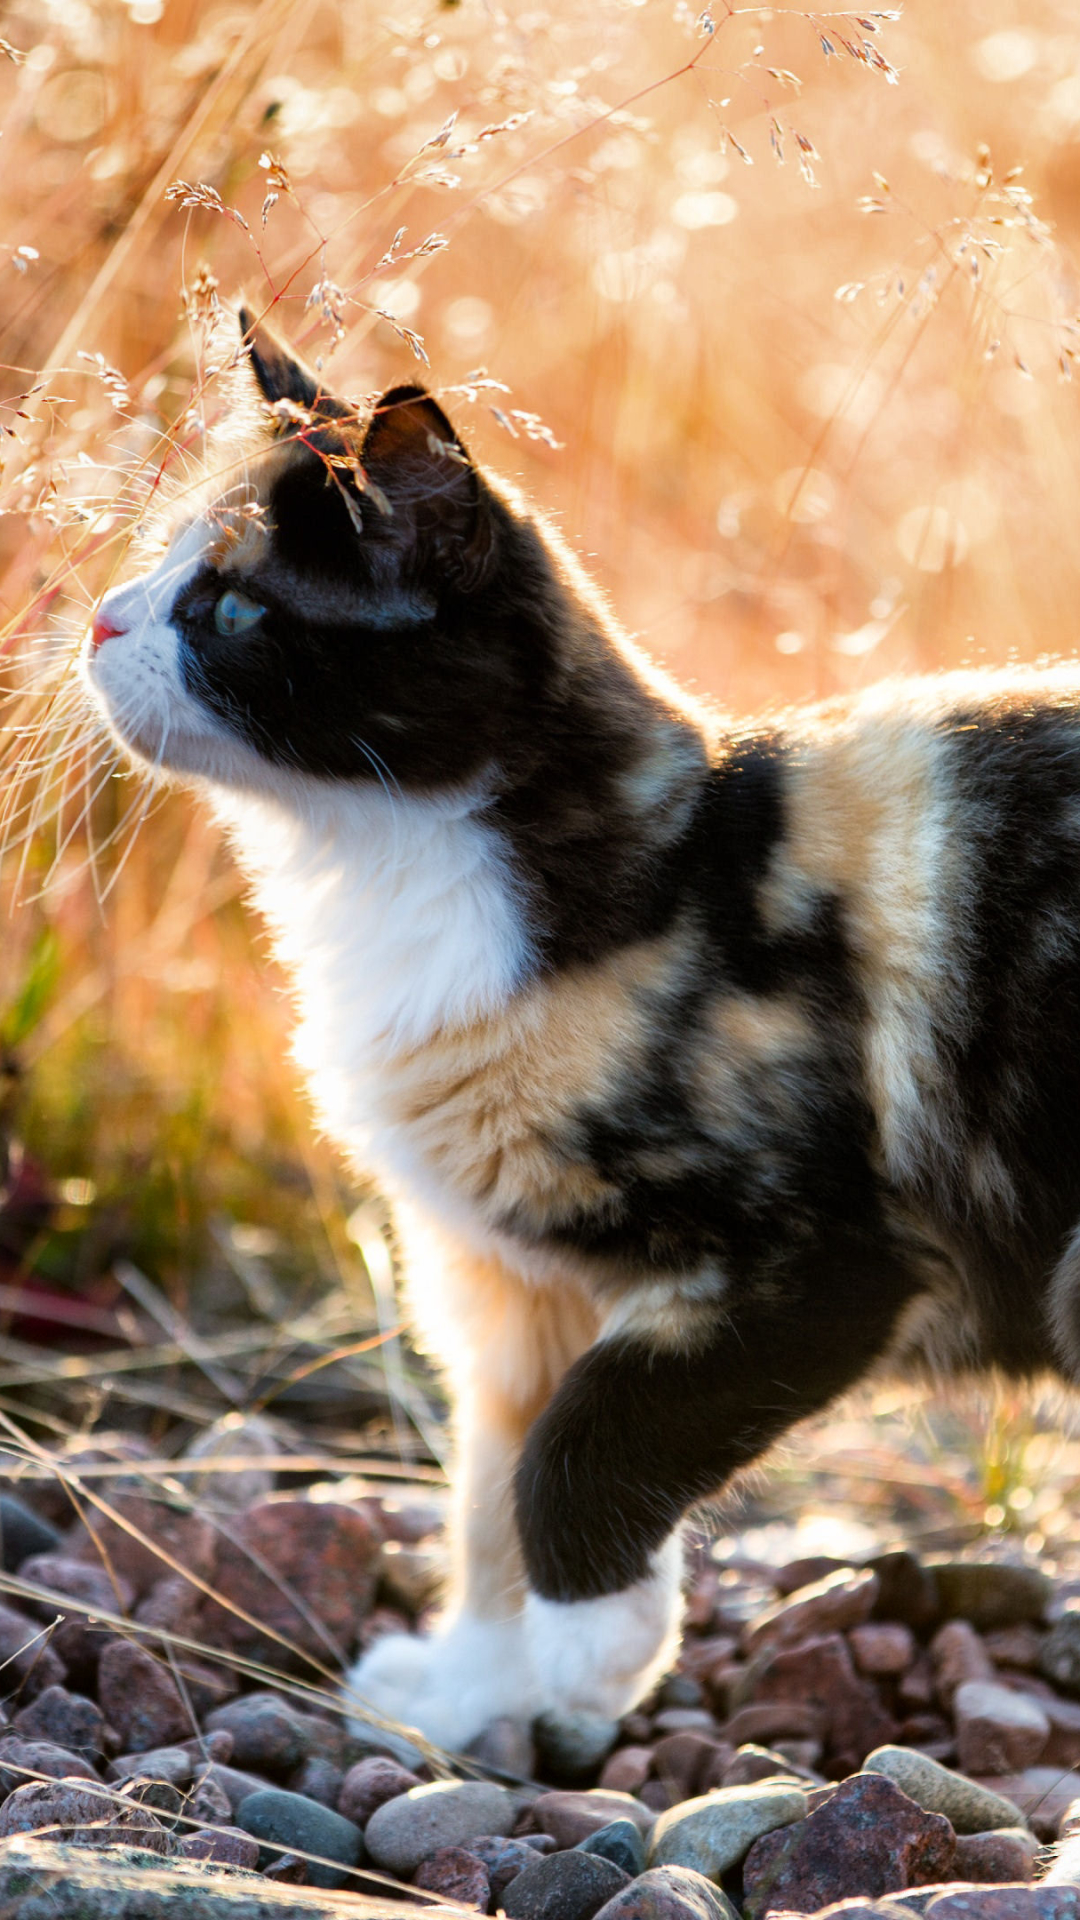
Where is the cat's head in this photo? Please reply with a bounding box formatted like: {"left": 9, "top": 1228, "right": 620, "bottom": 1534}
{"left": 85, "top": 309, "right": 568, "bottom": 798}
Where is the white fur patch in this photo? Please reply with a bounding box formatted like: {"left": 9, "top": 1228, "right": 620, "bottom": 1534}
{"left": 524, "top": 1530, "right": 685, "bottom": 1721}
{"left": 345, "top": 1612, "right": 537, "bottom": 1753}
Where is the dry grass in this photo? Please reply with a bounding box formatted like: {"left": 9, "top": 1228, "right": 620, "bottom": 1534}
{"left": 2, "top": 0, "right": 1080, "bottom": 1549}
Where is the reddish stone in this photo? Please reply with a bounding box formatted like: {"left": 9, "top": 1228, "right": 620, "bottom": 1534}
{"left": 742, "top": 1632, "right": 896, "bottom": 1774}
{"left": 952, "top": 1827, "right": 1038, "bottom": 1881}
{"left": 414, "top": 1845, "right": 491, "bottom": 1907}
{"left": 849, "top": 1624, "right": 916, "bottom": 1677}
{"left": 898, "top": 1655, "right": 936, "bottom": 1711}
{"left": 742, "top": 1570, "right": 879, "bottom": 1659}
{"left": 12, "top": 1685, "right": 104, "bottom": 1761}
{"left": 970, "top": 1768, "right": 1080, "bottom": 1840}
{"left": 931, "top": 1620, "right": 994, "bottom": 1709}
{"left": 0, "top": 1602, "right": 65, "bottom": 1699}
{"left": 984, "top": 1625, "right": 1046, "bottom": 1670}
{"left": 954, "top": 1680, "right": 1049, "bottom": 1775}
{"left": 590, "top": 1865, "right": 739, "bottom": 1920}
{"left": 599, "top": 1747, "right": 654, "bottom": 1795}
{"left": 722, "top": 1702, "right": 826, "bottom": 1747}
{"left": 68, "top": 1492, "right": 216, "bottom": 1599}
{"left": 639, "top": 1782, "right": 676, "bottom": 1813}
{"left": 721, "top": 1743, "right": 807, "bottom": 1787}
{"left": 195, "top": 1499, "right": 381, "bottom": 1669}
{"left": 741, "top": 1772, "right": 956, "bottom": 1918}
{"left": 0, "top": 1777, "right": 170, "bottom": 1850}
{"left": 19, "top": 1555, "right": 134, "bottom": 1672}
{"left": 97, "top": 1638, "right": 191, "bottom": 1751}
{"left": 927, "top": 1893, "right": 1080, "bottom": 1918}
{"left": 0, "top": 1735, "right": 99, "bottom": 1793}
{"left": 337, "top": 1754, "right": 422, "bottom": 1824}
{"left": 135, "top": 1574, "right": 204, "bottom": 1637}
{"left": 530, "top": 1790, "right": 653, "bottom": 1848}
{"left": 179, "top": 1825, "right": 261, "bottom": 1868}
{"left": 651, "top": 1733, "right": 727, "bottom": 1800}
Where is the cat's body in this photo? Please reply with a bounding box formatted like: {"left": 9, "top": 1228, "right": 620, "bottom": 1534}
{"left": 86, "top": 313, "right": 1080, "bottom": 1750}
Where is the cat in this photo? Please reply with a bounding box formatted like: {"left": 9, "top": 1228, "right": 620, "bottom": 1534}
{"left": 84, "top": 307, "right": 1080, "bottom": 1755}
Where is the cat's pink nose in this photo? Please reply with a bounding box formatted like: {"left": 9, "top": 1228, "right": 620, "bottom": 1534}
{"left": 90, "top": 610, "right": 125, "bottom": 651}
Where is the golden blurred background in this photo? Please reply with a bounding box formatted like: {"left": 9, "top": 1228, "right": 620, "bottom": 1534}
{"left": 1, "top": 0, "right": 1080, "bottom": 1514}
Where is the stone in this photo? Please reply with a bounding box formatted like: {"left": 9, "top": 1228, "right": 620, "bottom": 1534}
{"left": 954, "top": 1681, "right": 1050, "bottom": 1774}
{"left": 722, "top": 1701, "right": 826, "bottom": 1746}
{"left": 468, "top": 1715, "right": 536, "bottom": 1777}
{"left": 1036, "top": 1697, "right": 1080, "bottom": 1769}
{"left": 651, "top": 1733, "right": 727, "bottom": 1801}
{"left": 414, "top": 1844, "right": 491, "bottom": 1906}
{"left": 866, "top": 1553, "right": 940, "bottom": 1632}
{"left": 591, "top": 1864, "right": 739, "bottom": 1920}
{"left": 18, "top": 1556, "right": 134, "bottom": 1672}
{"left": 579, "top": 1818, "right": 648, "bottom": 1877}
{"left": 1040, "top": 1616, "right": 1080, "bottom": 1700}
{"left": 851, "top": 1625, "right": 918, "bottom": 1676}
{"left": 774, "top": 1557, "right": 849, "bottom": 1596}
{"left": 0, "top": 1496, "right": 60, "bottom": 1571}
{"left": 364, "top": 1779, "right": 516, "bottom": 1874}
{"left": 501, "top": 1847, "right": 631, "bottom": 1920}
{"left": 196, "top": 1500, "right": 381, "bottom": 1671}
{"left": 932, "top": 1563, "right": 1052, "bottom": 1632}
{"left": 97, "top": 1639, "right": 191, "bottom": 1751}
{"left": 535, "top": 1713, "right": 621, "bottom": 1782}
{"left": 0, "top": 1735, "right": 99, "bottom": 1794}
{"left": 742, "top": 1632, "right": 896, "bottom": 1773}
{"left": 970, "top": 1770, "right": 1080, "bottom": 1841}
{"left": 178, "top": 1825, "right": 261, "bottom": 1868}
{"left": 290, "top": 1755, "right": 343, "bottom": 1808}
{"left": 531, "top": 1791, "right": 654, "bottom": 1849}
{"left": 236, "top": 1786, "right": 364, "bottom": 1889}
{"left": 600, "top": 1748, "right": 654, "bottom": 1795}
{"left": 69, "top": 1492, "right": 216, "bottom": 1599}
{"left": 12, "top": 1686, "right": 105, "bottom": 1762}
{"left": 651, "top": 1711, "right": 721, "bottom": 1736}
{"left": 186, "top": 1772, "right": 235, "bottom": 1824}
{"left": 0, "top": 1602, "right": 65, "bottom": 1699}
{"left": 204, "top": 1693, "right": 311, "bottom": 1775}
{"left": 107, "top": 1745, "right": 193, "bottom": 1787}
{"left": 337, "top": 1753, "right": 422, "bottom": 1824}
{"left": 0, "top": 1778, "right": 171, "bottom": 1851}
{"left": 740, "top": 1773, "right": 956, "bottom": 1919}
{"left": 985, "top": 1626, "right": 1046, "bottom": 1671}
{"left": 120, "top": 1776, "right": 183, "bottom": 1824}
{"left": 721, "top": 1744, "right": 807, "bottom": 1788}
{"left": 134, "top": 1576, "right": 204, "bottom": 1638}
{"left": 741, "top": 1569, "right": 879, "bottom": 1657}
{"left": 863, "top": 1747, "right": 1027, "bottom": 1832}
{"left": 659, "top": 1675, "right": 707, "bottom": 1710}
{"left": 925, "top": 1893, "right": 1080, "bottom": 1917}
{"left": 191, "top": 1761, "right": 270, "bottom": 1816}
{"left": 648, "top": 1783, "right": 807, "bottom": 1877}
{"left": 182, "top": 1412, "right": 282, "bottom": 1512}
{"left": 931, "top": 1621, "right": 995, "bottom": 1708}
{"left": 471, "top": 1833, "right": 548, "bottom": 1899}
{"left": 952, "top": 1827, "right": 1038, "bottom": 1881}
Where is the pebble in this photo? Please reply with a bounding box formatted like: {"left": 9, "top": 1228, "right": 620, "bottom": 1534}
{"left": 986, "top": 1627, "right": 1046, "bottom": 1671}
{"left": 195, "top": 1499, "right": 382, "bottom": 1670}
{"left": 930, "top": 1622, "right": 995, "bottom": 1709}
{"left": 19, "top": 1556, "right": 133, "bottom": 1672}
{"left": 236, "top": 1785, "right": 364, "bottom": 1889}
{"left": 720, "top": 1744, "right": 807, "bottom": 1788}
{"left": 291, "top": 1754, "right": 344, "bottom": 1808}
{"left": 722, "top": 1701, "right": 826, "bottom": 1747}
{"left": 97, "top": 1637, "right": 191, "bottom": 1751}
{"left": 579, "top": 1818, "right": 648, "bottom": 1877}
{"left": 536, "top": 1713, "right": 621, "bottom": 1782}
{"left": 0, "top": 1777, "right": 171, "bottom": 1851}
{"left": 0, "top": 1601, "right": 66, "bottom": 1698}
{"left": 182, "top": 1411, "right": 282, "bottom": 1512}
{"left": 866, "top": 1553, "right": 941, "bottom": 1632}
{"left": 600, "top": 1748, "right": 655, "bottom": 1796}
{"left": 364, "top": 1779, "right": 517, "bottom": 1873}
{"left": 969, "top": 1770, "right": 1080, "bottom": 1841}
{"left": 471, "top": 1833, "right": 549, "bottom": 1898}
{"left": 107, "top": 1744, "right": 194, "bottom": 1788}
{"left": 186, "top": 1771, "right": 235, "bottom": 1824}
{"left": 952, "top": 1826, "right": 1038, "bottom": 1880}
{"left": 954, "top": 1681, "right": 1050, "bottom": 1774}
{"left": 591, "top": 1864, "right": 740, "bottom": 1920}
{"left": 1038, "top": 1696, "right": 1080, "bottom": 1769}
{"left": 925, "top": 1893, "right": 1080, "bottom": 1917}
{"left": 337, "top": 1753, "right": 422, "bottom": 1825}
{"left": 932, "top": 1564, "right": 1052, "bottom": 1632}
{"left": 69, "top": 1491, "right": 217, "bottom": 1599}
{"left": 468, "top": 1715, "right": 537, "bottom": 1778}
{"left": 204, "top": 1692, "right": 311, "bottom": 1775}
{"left": 863, "top": 1745, "right": 1028, "bottom": 1832}
{"left": 192, "top": 1760, "right": 270, "bottom": 1815}
{"left": 740, "top": 1772, "right": 956, "bottom": 1919}
{"left": 648, "top": 1783, "right": 807, "bottom": 1877}
{"left": 413, "top": 1844, "right": 492, "bottom": 1906}
{"left": 651, "top": 1734, "right": 727, "bottom": 1801}
{"left": 742, "top": 1568, "right": 880, "bottom": 1657}
{"left": 742, "top": 1631, "right": 896, "bottom": 1774}
{"left": 0, "top": 1496, "right": 61, "bottom": 1571}
{"left": 1040, "top": 1616, "right": 1080, "bottom": 1700}
{"left": 135, "top": 1576, "right": 204, "bottom": 1637}
{"left": 531, "top": 1791, "right": 655, "bottom": 1849}
{"left": 0, "top": 1734, "right": 99, "bottom": 1793}
{"left": 851, "top": 1625, "right": 918, "bottom": 1677}
{"left": 12, "top": 1685, "right": 105, "bottom": 1762}
{"left": 500, "top": 1845, "right": 631, "bottom": 1920}
{"left": 178, "top": 1824, "right": 261, "bottom": 1868}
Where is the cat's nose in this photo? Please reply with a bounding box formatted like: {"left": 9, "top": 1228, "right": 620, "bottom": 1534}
{"left": 90, "top": 609, "right": 125, "bottom": 651}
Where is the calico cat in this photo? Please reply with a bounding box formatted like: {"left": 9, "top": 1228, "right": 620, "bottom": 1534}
{"left": 85, "top": 308, "right": 1080, "bottom": 1753}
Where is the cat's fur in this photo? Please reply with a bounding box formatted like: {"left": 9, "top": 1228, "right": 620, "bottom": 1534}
{"left": 86, "top": 311, "right": 1080, "bottom": 1751}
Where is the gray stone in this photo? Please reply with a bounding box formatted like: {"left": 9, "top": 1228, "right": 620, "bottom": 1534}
{"left": 647, "top": 1783, "right": 807, "bottom": 1877}
{"left": 579, "top": 1818, "right": 648, "bottom": 1876}
{"left": 0, "top": 1499, "right": 60, "bottom": 1573}
{"left": 12, "top": 1687, "right": 105, "bottom": 1763}
{"left": 863, "top": 1745, "right": 1028, "bottom": 1832}
{"left": 0, "top": 1836, "right": 374, "bottom": 1916}
{"left": 107, "top": 1745, "right": 193, "bottom": 1788}
{"left": 0, "top": 1737, "right": 99, "bottom": 1795}
{"left": 204, "top": 1694, "right": 310, "bottom": 1775}
{"left": 501, "top": 1847, "right": 631, "bottom": 1920}
{"left": 591, "top": 1865, "right": 739, "bottom": 1920}
{"left": 954, "top": 1680, "right": 1050, "bottom": 1774}
{"left": 236, "top": 1786, "right": 364, "bottom": 1890}
{"left": 363, "top": 1777, "right": 516, "bottom": 1874}
{"left": 0, "top": 1780, "right": 170, "bottom": 1852}
{"left": 1041, "top": 1615, "right": 1080, "bottom": 1699}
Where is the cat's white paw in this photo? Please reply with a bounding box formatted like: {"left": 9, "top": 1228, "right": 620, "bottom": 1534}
{"left": 345, "top": 1613, "right": 537, "bottom": 1753}
{"left": 524, "top": 1532, "right": 685, "bottom": 1721}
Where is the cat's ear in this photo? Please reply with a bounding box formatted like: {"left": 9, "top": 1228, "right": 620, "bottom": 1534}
{"left": 361, "top": 384, "right": 494, "bottom": 592}
{"left": 239, "top": 305, "right": 345, "bottom": 420}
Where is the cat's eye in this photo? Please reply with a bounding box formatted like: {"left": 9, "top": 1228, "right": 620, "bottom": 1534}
{"left": 214, "top": 589, "right": 265, "bottom": 637}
